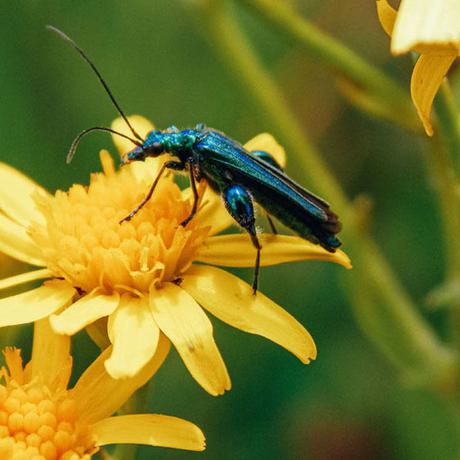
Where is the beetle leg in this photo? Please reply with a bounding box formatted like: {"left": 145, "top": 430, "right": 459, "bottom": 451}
{"left": 266, "top": 214, "right": 278, "bottom": 234}
{"left": 222, "top": 184, "right": 261, "bottom": 295}
{"left": 249, "top": 150, "right": 283, "bottom": 171}
{"left": 180, "top": 167, "right": 199, "bottom": 227}
{"left": 120, "top": 160, "right": 183, "bottom": 224}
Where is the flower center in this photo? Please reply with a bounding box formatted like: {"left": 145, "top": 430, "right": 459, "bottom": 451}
{"left": 0, "top": 378, "right": 93, "bottom": 460}
{"left": 29, "top": 154, "right": 210, "bottom": 295}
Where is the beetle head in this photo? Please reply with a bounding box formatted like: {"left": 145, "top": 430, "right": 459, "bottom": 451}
{"left": 122, "top": 130, "right": 165, "bottom": 164}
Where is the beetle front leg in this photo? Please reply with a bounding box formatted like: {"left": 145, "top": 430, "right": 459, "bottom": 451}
{"left": 180, "top": 167, "right": 199, "bottom": 227}
{"left": 222, "top": 184, "right": 261, "bottom": 295}
{"left": 120, "top": 160, "right": 184, "bottom": 224}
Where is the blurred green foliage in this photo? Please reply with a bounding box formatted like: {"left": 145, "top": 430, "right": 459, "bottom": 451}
{"left": 0, "top": 1, "right": 455, "bottom": 459}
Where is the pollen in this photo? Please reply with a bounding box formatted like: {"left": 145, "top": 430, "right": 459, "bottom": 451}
{"left": 0, "top": 350, "right": 94, "bottom": 460}
{"left": 28, "top": 153, "right": 210, "bottom": 295}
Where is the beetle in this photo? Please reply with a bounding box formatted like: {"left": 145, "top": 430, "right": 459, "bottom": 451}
{"left": 48, "top": 26, "right": 342, "bottom": 294}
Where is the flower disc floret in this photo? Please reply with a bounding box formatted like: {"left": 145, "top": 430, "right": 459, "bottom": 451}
{"left": 0, "top": 349, "right": 94, "bottom": 460}
{"left": 29, "top": 155, "right": 210, "bottom": 295}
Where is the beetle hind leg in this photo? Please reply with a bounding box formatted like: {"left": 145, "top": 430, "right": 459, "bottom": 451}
{"left": 266, "top": 214, "right": 278, "bottom": 234}
{"left": 222, "top": 184, "right": 261, "bottom": 295}
{"left": 248, "top": 230, "right": 261, "bottom": 295}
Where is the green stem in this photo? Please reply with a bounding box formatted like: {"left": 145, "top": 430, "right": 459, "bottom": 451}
{"left": 436, "top": 82, "right": 460, "bottom": 179}
{"left": 238, "top": 0, "right": 418, "bottom": 131}
{"left": 188, "top": 0, "right": 454, "bottom": 382}
{"left": 428, "top": 133, "right": 460, "bottom": 276}
{"left": 112, "top": 382, "right": 152, "bottom": 460}
{"left": 432, "top": 83, "right": 460, "bottom": 364}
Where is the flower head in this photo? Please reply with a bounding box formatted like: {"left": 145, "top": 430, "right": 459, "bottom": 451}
{"left": 0, "top": 116, "right": 351, "bottom": 396}
{"left": 377, "top": 0, "right": 460, "bottom": 135}
{"left": 0, "top": 319, "right": 204, "bottom": 459}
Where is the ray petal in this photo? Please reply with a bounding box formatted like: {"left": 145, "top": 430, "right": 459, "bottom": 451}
{"left": 71, "top": 333, "right": 170, "bottom": 424}
{"left": 30, "top": 318, "right": 71, "bottom": 390}
{"left": 181, "top": 266, "right": 317, "bottom": 364}
{"left": 0, "top": 162, "right": 49, "bottom": 227}
{"left": 0, "top": 268, "right": 52, "bottom": 291}
{"left": 92, "top": 414, "right": 205, "bottom": 451}
{"left": 244, "top": 133, "right": 286, "bottom": 168}
{"left": 111, "top": 115, "right": 155, "bottom": 155}
{"left": 149, "top": 283, "right": 231, "bottom": 396}
{"left": 411, "top": 54, "right": 456, "bottom": 136}
{"left": 104, "top": 295, "right": 160, "bottom": 379}
{"left": 50, "top": 291, "right": 119, "bottom": 335}
{"left": 196, "top": 234, "right": 351, "bottom": 268}
{"left": 0, "top": 281, "right": 76, "bottom": 327}
{"left": 193, "top": 187, "right": 234, "bottom": 236}
{"left": 0, "top": 213, "right": 45, "bottom": 266}
{"left": 376, "top": 0, "right": 397, "bottom": 37}
{"left": 392, "top": 0, "right": 460, "bottom": 55}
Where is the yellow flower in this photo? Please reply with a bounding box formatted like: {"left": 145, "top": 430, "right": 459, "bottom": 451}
{"left": 377, "top": 0, "right": 460, "bottom": 135}
{"left": 0, "top": 116, "right": 351, "bottom": 396}
{"left": 0, "top": 318, "right": 205, "bottom": 459}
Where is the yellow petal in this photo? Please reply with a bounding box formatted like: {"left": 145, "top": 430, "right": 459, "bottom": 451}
{"left": 181, "top": 266, "right": 317, "bottom": 364}
{"left": 149, "top": 283, "right": 231, "bottom": 396}
{"left": 50, "top": 291, "right": 119, "bottom": 336}
{"left": 110, "top": 115, "right": 154, "bottom": 155}
{"left": 105, "top": 295, "right": 160, "bottom": 379}
{"left": 194, "top": 186, "right": 234, "bottom": 236}
{"left": 196, "top": 234, "right": 352, "bottom": 268}
{"left": 0, "top": 281, "right": 76, "bottom": 327}
{"left": 86, "top": 318, "right": 111, "bottom": 350}
{"left": 376, "top": 0, "right": 397, "bottom": 37}
{"left": 0, "top": 162, "right": 49, "bottom": 228}
{"left": 0, "top": 268, "right": 52, "bottom": 291}
{"left": 244, "top": 133, "right": 287, "bottom": 168}
{"left": 0, "top": 214, "right": 45, "bottom": 266}
{"left": 128, "top": 156, "right": 165, "bottom": 184}
{"left": 411, "top": 54, "right": 456, "bottom": 136}
{"left": 3, "top": 348, "right": 25, "bottom": 384}
{"left": 392, "top": 0, "right": 460, "bottom": 55}
{"left": 99, "top": 149, "right": 116, "bottom": 176}
{"left": 92, "top": 414, "right": 205, "bottom": 451}
{"left": 71, "top": 333, "right": 170, "bottom": 424}
{"left": 30, "top": 318, "right": 71, "bottom": 390}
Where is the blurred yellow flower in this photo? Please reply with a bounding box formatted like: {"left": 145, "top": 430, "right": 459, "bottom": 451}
{"left": 0, "top": 116, "right": 351, "bottom": 396}
{"left": 0, "top": 319, "right": 204, "bottom": 459}
{"left": 377, "top": 0, "right": 460, "bottom": 135}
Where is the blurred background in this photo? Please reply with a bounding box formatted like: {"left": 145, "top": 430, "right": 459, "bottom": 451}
{"left": 0, "top": 1, "right": 456, "bottom": 459}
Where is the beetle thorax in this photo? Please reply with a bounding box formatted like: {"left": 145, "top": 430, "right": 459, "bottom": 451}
{"left": 162, "top": 130, "right": 198, "bottom": 156}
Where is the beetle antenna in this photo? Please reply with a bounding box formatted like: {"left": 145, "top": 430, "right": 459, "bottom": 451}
{"left": 67, "top": 127, "right": 142, "bottom": 164}
{"left": 46, "top": 25, "right": 143, "bottom": 143}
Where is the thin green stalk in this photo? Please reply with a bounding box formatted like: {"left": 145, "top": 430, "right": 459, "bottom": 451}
{"left": 437, "top": 82, "right": 460, "bottom": 179}
{"left": 432, "top": 83, "right": 460, "bottom": 362}
{"left": 428, "top": 137, "right": 460, "bottom": 276}
{"left": 188, "top": 0, "right": 454, "bottom": 382}
{"left": 112, "top": 382, "right": 152, "bottom": 460}
{"left": 238, "top": 0, "right": 418, "bottom": 131}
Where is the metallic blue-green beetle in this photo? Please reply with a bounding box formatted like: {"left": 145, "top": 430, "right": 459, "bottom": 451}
{"left": 49, "top": 26, "right": 342, "bottom": 294}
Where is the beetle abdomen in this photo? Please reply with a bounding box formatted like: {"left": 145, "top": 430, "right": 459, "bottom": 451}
{"left": 251, "top": 186, "right": 341, "bottom": 252}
